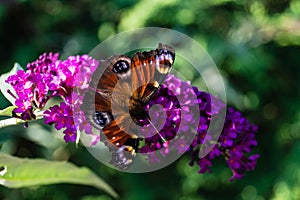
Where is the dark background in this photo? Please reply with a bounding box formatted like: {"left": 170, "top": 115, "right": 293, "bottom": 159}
{"left": 1, "top": 0, "right": 300, "bottom": 199}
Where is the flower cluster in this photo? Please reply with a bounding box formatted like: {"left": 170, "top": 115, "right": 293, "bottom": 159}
{"left": 6, "top": 53, "right": 98, "bottom": 142}
{"left": 138, "top": 74, "right": 259, "bottom": 181}
{"left": 5, "top": 53, "right": 259, "bottom": 180}
{"left": 138, "top": 75, "right": 199, "bottom": 154}
{"left": 188, "top": 88, "right": 259, "bottom": 181}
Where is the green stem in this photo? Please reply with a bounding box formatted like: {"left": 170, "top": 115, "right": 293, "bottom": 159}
{"left": 0, "top": 110, "right": 44, "bottom": 129}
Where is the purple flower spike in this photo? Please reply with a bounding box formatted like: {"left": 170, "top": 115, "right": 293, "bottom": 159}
{"left": 139, "top": 74, "right": 259, "bottom": 181}
{"left": 6, "top": 52, "right": 99, "bottom": 143}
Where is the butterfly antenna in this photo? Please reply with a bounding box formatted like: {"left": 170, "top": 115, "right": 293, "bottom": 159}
{"left": 146, "top": 116, "right": 167, "bottom": 143}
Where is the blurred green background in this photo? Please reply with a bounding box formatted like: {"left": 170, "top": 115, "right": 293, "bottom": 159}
{"left": 1, "top": 0, "right": 300, "bottom": 199}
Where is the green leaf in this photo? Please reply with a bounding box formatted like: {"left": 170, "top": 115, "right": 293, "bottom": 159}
{"left": 0, "top": 152, "right": 118, "bottom": 199}
{"left": 0, "top": 63, "right": 24, "bottom": 105}
{"left": 0, "top": 106, "right": 17, "bottom": 117}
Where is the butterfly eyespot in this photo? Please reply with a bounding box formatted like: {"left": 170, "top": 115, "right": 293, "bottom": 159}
{"left": 158, "top": 49, "right": 175, "bottom": 62}
{"left": 155, "top": 49, "right": 175, "bottom": 74}
{"left": 113, "top": 60, "right": 130, "bottom": 74}
{"left": 93, "top": 111, "right": 113, "bottom": 129}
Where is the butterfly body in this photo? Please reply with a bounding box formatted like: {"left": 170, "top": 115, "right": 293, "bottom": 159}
{"left": 82, "top": 43, "right": 175, "bottom": 169}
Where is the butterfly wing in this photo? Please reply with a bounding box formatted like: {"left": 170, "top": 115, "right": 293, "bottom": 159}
{"left": 82, "top": 54, "right": 138, "bottom": 169}
{"left": 130, "top": 43, "right": 175, "bottom": 103}
{"left": 82, "top": 55, "right": 131, "bottom": 130}
{"left": 127, "top": 43, "right": 175, "bottom": 129}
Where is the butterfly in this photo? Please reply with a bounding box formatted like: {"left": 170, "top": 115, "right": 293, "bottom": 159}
{"left": 82, "top": 43, "right": 175, "bottom": 169}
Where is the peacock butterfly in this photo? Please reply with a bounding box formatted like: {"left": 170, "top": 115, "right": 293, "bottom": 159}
{"left": 82, "top": 43, "right": 175, "bottom": 169}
